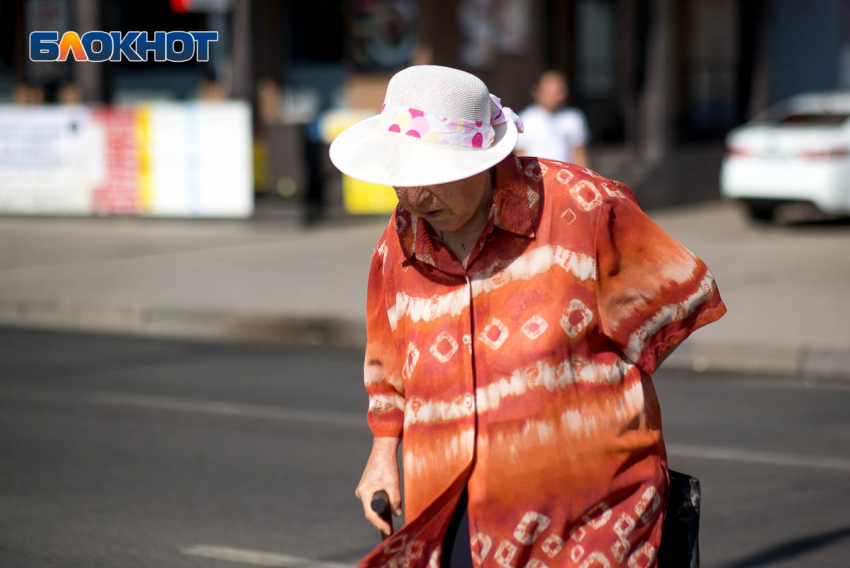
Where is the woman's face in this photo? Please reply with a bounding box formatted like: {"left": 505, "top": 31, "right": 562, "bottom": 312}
{"left": 394, "top": 170, "right": 491, "bottom": 233}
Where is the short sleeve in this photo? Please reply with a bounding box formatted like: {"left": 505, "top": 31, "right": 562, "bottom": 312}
{"left": 595, "top": 185, "right": 727, "bottom": 376}
{"left": 363, "top": 237, "right": 405, "bottom": 438}
{"left": 570, "top": 108, "right": 590, "bottom": 147}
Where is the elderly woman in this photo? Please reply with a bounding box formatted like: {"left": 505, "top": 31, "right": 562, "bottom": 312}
{"left": 330, "top": 66, "right": 725, "bottom": 568}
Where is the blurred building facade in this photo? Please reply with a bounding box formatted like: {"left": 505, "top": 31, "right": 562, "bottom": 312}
{"left": 2, "top": 0, "right": 849, "bottom": 215}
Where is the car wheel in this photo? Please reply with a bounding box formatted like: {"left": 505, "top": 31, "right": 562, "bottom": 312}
{"left": 744, "top": 201, "right": 776, "bottom": 222}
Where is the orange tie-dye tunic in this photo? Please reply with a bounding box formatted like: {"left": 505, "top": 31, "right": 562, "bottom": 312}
{"left": 360, "top": 155, "right": 726, "bottom": 568}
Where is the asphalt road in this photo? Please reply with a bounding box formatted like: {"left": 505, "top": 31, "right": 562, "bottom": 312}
{"left": 1, "top": 327, "right": 848, "bottom": 568}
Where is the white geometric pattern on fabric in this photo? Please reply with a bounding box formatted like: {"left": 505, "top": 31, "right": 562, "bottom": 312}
{"left": 386, "top": 245, "right": 597, "bottom": 330}
{"left": 512, "top": 511, "right": 551, "bottom": 544}
{"left": 571, "top": 545, "right": 586, "bottom": 563}
{"left": 556, "top": 168, "right": 574, "bottom": 184}
{"left": 634, "top": 487, "right": 661, "bottom": 524}
{"left": 580, "top": 551, "right": 612, "bottom": 568}
{"left": 524, "top": 161, "right": 548, "bottom": 181}
{"left": 401, "top": 342, "right": 420, "bottom": 381}
{"left": 570, "top": 525, "right": 586, "bottom": 543}
{"left": 602, "top": 181, "right": 626, "bottom": 199}
{"left": 383, "top": 533, "right": 406, "bottom": 554}
{"left": 570, "top": 180, "right": 604, "bottom": 211}
{"left": 561, "top": 208, "right": 577, "bottom": 225}
{"left": 560, "top": 299, "right": 594, "bottom": 338}
{"left": 479, "top": 318, "right": 509, "bottom": 350}
{"left": 430, "top": 332, "right": 459, "bottom": 363}
{"left": 613, "top": 512, "right": 637, "bottom": 538}
{"left": 628, "top": 543, "right": 656, "bottom": 568}
{"left": 612, "top": 538, "right": 631, "bottom": 563}
{"left": 470, "top": 533, "right": 492, "bottom": 564}
{"left": 582, "top": 502, "right": 612, "bottom": 529}
{"left": 494, "top": 540, "right": 518, "bottom": 567}
{"left": 540, "top": 535, "right": 564, "bottom": 558}
{"left": 521, "top": 315, "right": 549, "bottom": 339}
{"left": 403, "top": 541, "right": 424, "bottom": 568}
{"left": 428, "top": 546, "right": 441, "bottom": 568}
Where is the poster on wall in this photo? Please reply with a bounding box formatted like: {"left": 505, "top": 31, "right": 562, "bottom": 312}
{"left": 459, "top": 0, "right": 530, "bottom": 68}
{"left": 458, "top": 0, "right": 497, "bottom": 68}
{"left": 350, "top": 0, "right": 420, "bottom": 71}
{"left": 0, "top": 101, "right": 253, "bottom": 218}
{"left": 495, "top": 0, "right": 530, "bottom": 54}
{"left": 0, "top": 106, "right": 93, "bottom": 214}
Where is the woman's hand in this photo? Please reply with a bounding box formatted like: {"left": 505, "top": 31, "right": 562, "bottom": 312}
{"left": 355, "top": 436, "right": 402, "bottom": 536}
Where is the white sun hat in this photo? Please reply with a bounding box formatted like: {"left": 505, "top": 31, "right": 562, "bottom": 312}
{"left": 329, "top": 65, "right": 523, "bottom": 187}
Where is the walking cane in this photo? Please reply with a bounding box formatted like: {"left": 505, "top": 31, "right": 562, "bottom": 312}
{"left": 371, "top": 490, "right": 394, "bottom": 540}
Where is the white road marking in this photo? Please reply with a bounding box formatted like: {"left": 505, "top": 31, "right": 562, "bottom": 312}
{"left": 90, "top": 392, "right": 365, "bottom": 427}
{"left": 181, "top": 545, "right": 355, "bottom": 568}
{"left": 733, "top": 379, "right": 850, "bottom": 392}
{"left": 667, "top": 444, "right": 850, "bottom": 472}
{"left": 4, "top": 389, "right": 850, "bottom": 472}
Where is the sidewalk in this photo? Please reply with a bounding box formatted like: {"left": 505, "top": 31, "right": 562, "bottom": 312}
{"left": 0, "top": 202, "right": 848, "bottom": 378}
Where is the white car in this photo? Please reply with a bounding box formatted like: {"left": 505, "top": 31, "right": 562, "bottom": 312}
{"left": 720, "top": 91, "right": 850, "bottom": 221}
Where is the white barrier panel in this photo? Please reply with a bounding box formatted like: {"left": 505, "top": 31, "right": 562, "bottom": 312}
{"left": 0, "top": 101, "right": 253, "bottom": 218}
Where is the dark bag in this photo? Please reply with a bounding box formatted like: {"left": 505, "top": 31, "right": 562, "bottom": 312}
{"left": 658, "top": 469, "right": 701, "bottom": 568}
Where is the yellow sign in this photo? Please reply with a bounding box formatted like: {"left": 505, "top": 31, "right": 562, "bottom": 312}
{"left": 321, "top": 109, "right": 398, "bottom": 215}
{"left": 135, "top": 106, "right": 153, "bottom": 213}
{"left": 342, "top": 175, "right": 398, "bottom": 214}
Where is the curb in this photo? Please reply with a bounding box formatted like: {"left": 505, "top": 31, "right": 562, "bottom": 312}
{"left": 663, "top": 342, "right": 850, "bottom": 380}
{"left": 0, "top": 298, "right": 367, "bottom": 349}
{"left": 1, "top": 298, "right": 848, "bottom": 379}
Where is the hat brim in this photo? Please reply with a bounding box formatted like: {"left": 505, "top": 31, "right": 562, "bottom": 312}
{"left": 329, "top": 115, "right": 518, "bottom": 187}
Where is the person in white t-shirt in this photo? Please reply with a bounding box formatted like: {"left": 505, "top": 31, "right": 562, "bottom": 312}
{"left": 515, "top": 71, "right": 590, "bottom": 166}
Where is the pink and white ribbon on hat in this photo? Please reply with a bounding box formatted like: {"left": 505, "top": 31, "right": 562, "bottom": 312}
{"left": 378, "top": 93, "right": 524, "bottom": 149}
